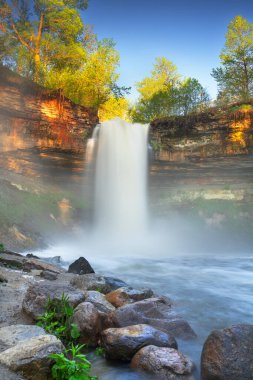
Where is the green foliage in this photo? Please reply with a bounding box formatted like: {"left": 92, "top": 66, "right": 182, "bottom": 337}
{"left": 212, "top": 15, "right": 253, "bottom": 103}
{"left": 94, "top": 347, "right": 105, "bottom": 357}
{"left": 0, "top": 243, "right": 5, "bottom": 252}
{"left": 37, "top": 293, "right": 80, "bottom": 344}
{"left": 49, "top": 344, "right": 98, "bottom": 380}
{"left": 131, "top": 57, "right": 209, "bottom": 123}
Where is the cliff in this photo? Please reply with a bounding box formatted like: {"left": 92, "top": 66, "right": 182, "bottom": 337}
{"left": 0, "top": 65, "right": 98, "bottom": 153}
{"left": 150, "top": 107, "right": 253, "bottom": 161}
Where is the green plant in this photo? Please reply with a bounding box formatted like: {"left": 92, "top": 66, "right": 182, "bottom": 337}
{"left": 0, "top": 243, "right": 5, "bottom": 252}
{"left": 94, "top": 347, "right": 105, "bottom": 357}
{"left": 37, "top": 293, "right": 80, "bottom": 344}
{"left": 49, "top": 344, "right": 98, "bottom": 380}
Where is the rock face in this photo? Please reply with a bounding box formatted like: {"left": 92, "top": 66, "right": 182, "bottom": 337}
{"left": 101, "top": 324, "right": 178, "bottom": 361}
{"left": 131, "top": 345, "right": 195, "bottom": 380}
{"left": 0, "top": 65, "right": 98, "bottom": 154}
{"left": 22, "top": 282, "right": 86, "bottom": 319}
{"left": 105, "top": 286, "right": 154, "bottom": 307}
{"left": 68, "top": 257, "right": 95, "bottom": 275}
{"left": 84, "top": 291, "right": 115, "bottom": 314}
{"left": 201, "top": 324, "right": 253, "bottom": 380}
{"left": 106, "top": 297, "right": 196, "bottom": 340}
{"left": 72, "top": 302, "right": 101, "bottom": 346}
{"left": 0, "top": 334, "right": 63, "bottom": 380}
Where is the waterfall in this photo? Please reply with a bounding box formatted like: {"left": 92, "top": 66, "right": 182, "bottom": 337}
{"left": 88, "top": 118, "right": 149, "bottom": 237}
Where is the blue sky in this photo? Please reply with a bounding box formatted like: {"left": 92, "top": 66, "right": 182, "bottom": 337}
{"left": 82, "top": 0, "right": 253, "bottom": 101}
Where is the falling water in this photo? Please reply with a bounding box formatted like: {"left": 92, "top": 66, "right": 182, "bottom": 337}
{"left": 88, "top": 118, "right": 149, "bottom": 236}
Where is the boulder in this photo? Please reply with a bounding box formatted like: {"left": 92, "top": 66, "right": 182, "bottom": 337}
{"left": 0, "top": 272, "right": 8, "bottom": 283}
{"left": 0, "top": 334, "right": 63, "bottom": 380}
{"left": 131, "top": 345, "right": 195, "bottom": 380}
{"left": 0, "top": 325, "right": 46, "bottom": 352}
{"left": 84, "top": 291, "right": 115, "bottom": 314}
{"left": 201, "top": 324, "right": 253, "bottom": 380}
{"left": 106, "top": 297, "right": 196, "bottom": 340}
{"left": 103, "top": 276, "right": 128, "bottom": 291}
{"left": 0, "top": 252, "right": 64, "bottom": 274}
{"left": 40, "top": 270, "right": 58, "bottom": 281}
{"left": 71, "top": 273, "right": 112, "bottom": 294}
{"left": 68, "top": 257, "right": 95, "bottom": 275}
{"left": 22, "top": 282, "right": 86, "bottom": 319}
{"left": 105, "top": 286, "right": 154, "bottom": 307}
{"left": 72, "top": 302, "right": 101, "bottom": 346}
{"left": 0, "top": 364, "right": 26, "bottom": 380}
{"left": 101, "top": 324, "right": 177, "bottom": 361}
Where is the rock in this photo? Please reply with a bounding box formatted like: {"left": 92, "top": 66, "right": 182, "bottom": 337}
{"left": 71, "top": 273, "right": 112, "bottom": 294}
{"left": 0, "top": 325, "right": 46, "bottom": 352}
{"left": 106, "top": 297, "right": 196, "bottom": 340}
{"left": 71, "top": 302, "right": 101, "bottom": 346}
{"left": 131, "top": 345, "right": 195, "bottom": 380}
{"left": 40, "top": 270, "right": 58, "bottom": 281}
{"left": 105, "top": 286, "right": 154, "bottom": 307}
{"left": 0, "top": 334, "right": 64, "bottom": 380}
{"left": 0, "top": 273, "right": 7, "bottom": 283}
{"left": 68, "top": 257, "right": 95, "bottom": 275}
{"left": 85, "top": 291, "right": 115, "bottom": 314}
{"left": 26, "top": 253, "right": 39, "bottom": 259}
{"left": 103, "top": 276, "right": 128, "bottom": 291}
{"left": 22, "top": 282, "right": 86, "bottom": 319}
{"left": 101, "top": 324, "right": 178, "bottom": 361}
{"left": 0, "top": 252, "right": 64, "bottom": 274}
{"left": 0, "top": 364, "right": 26, "bottom": 380}
{"left": 201, "top": 324, "right": 253, "bottom": 380}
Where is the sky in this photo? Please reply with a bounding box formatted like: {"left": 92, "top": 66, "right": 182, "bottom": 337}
{"left": 82, "top": 0, "right": 253, "bottom": 101}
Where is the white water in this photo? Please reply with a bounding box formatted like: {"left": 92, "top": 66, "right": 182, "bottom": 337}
{"left": 89, "top": 118, "right": 149, "bottom": 237}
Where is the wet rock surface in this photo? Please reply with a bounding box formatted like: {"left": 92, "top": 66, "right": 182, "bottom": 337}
{"left": 101, "top": 324, "right": 178, "bottom": 361}
{"left": 106, "top": 297, "right": 197, "bottom": 340}
{"left": 201, "top": 324, "right": 253, "bottom": 380}
{"left": 68, "top": 256, "right": 95, "bottom": 274}
{"left": 0, "top": 364, "right": 26, "bottom": 380}
{"left": 72, "top": 302, "right": 101, "bottom": 346}
{"left": 105, "top": 286, "right": 154, "bottom": 307}
{"left": 0, "top": 334, "right": 63, "bottom": 380}
{"left": 84, "top": 290, "right": 115, "bottom": 314}
{"left": 131, "top": 345, "right": 195, "bottom": 380}
{"left": 22, "top": 281, "right": 86, "bottom": 319}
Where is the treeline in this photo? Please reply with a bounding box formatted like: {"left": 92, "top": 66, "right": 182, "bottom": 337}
{"left": 0, "top": 4, "right": 253, "bottom": 123}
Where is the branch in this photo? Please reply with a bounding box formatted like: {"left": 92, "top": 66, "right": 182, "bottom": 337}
{"left": 10, "top": 19, "right": 34, "bottom": 52}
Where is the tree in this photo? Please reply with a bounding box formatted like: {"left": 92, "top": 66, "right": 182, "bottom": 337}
{"left": 176, "top": 78, "right": 210, "bottom": 115}
{"left": 98, "top": 96, "right": 129, "bottom": 121}
{"left": 136, "top": 57, "right": 181, "bottom": 100}
{"left": 212, "top": 15, "right": 253, "bottom": 102}
{"left": 0, "top": 0, "right": 88, "bottom": 82}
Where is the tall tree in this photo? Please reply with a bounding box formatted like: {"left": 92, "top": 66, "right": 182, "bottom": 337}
{"left": 0, "top": 0, "right": 88, "bottom": 82}
{"left": 212, "top": 15, "right": 253, "bottom": 102}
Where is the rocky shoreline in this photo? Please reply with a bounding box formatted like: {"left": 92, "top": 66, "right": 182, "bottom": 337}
{"left": 0, "top": 251, "right": 252, "bottom": 380}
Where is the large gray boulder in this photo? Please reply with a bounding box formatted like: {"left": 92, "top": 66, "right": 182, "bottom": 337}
{"left": 84, "top": 291, "right": 115, "bottom": 314}
{"left": 0, "top": 325, "right": 46, "bottom": 352}
{"left": 201, "top": 324, "right": 253, "bottom": 380}
{"left": 131, "top": 345, "right": 195, "bottom": 380}
{"left": 106, "top": 297, "right": 196, "bottom": 340}
{"left": 70, "top": 273, "right": 128, "bottom": 294}
{"left": 101, "top": 324, "right": 177, "bottom": 361}
{"left": 22, "top": 282, "right": 86, "bottom": 319}
{"left": 105, "top": 286, "right": 154, "bottom": 307}
{"left": 71, "top": 302, "right": 101, "bottom": 347}
{"left": 0, "top": 335, "right": 63, "bottom": 380}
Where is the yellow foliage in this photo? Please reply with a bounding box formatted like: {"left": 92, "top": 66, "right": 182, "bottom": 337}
{"left": 98, "top": 97, "right": 130, "bottom": 122}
